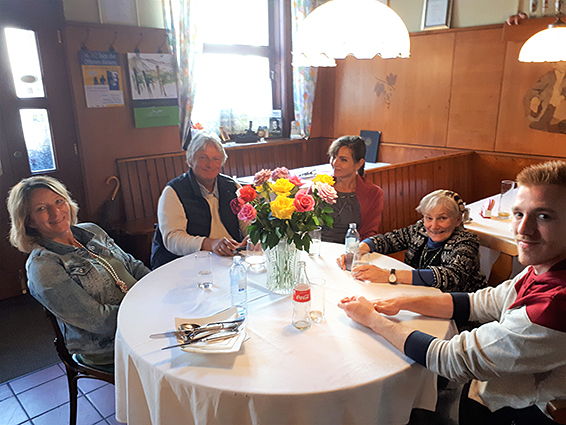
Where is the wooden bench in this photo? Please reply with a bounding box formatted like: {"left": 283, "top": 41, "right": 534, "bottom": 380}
{"left": 114, "top": 148, "right": 476, "bottom": 266}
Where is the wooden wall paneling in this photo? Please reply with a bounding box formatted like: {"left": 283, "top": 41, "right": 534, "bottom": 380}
{"left": 401, "top": 166, "right": 411, "bottom": 227}
{"left": 118, "top": 162, "right": 135, "bottom": 222}
{"left": 495, "top": 40, "right": 566, "bottom": 156}
{"left": 446, "top": 27, "right": 506, "bottom": 151}
{"left": 126, "top": 163, "right": 144, "bottom": 221}
{"left": 154, "top": 157, "right": 168, "bottom": 194}
{"left": 136, "top": 160, "right": 154, "bottom": 219}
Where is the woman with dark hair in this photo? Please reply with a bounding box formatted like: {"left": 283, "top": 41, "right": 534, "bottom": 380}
{"left": 7, "top": 176, "right": 150, "bottom": 371}
{"left": 323, "top": 135, "right": 384, "bottom": 243}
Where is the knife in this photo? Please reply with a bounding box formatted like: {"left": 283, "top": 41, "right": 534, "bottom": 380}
{"left": 161, "top": 329, "right": 240, "bottom": 350}
{"left": 149, "top": 317, "right": 245, "bottom": 339}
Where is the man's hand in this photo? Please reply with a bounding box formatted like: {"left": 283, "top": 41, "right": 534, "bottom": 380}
{"left": 351, "top": 264, "right": 389, "bottom": 282}
{"left": 206, "top": 237, "right": 239, "bottom": 256}
{"left": 338, "top": 295, "right": 381, "bottom": 328}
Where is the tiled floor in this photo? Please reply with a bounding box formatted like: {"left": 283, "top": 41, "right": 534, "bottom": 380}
{"left": 0, "top": 363, "right": 120, "bottom": 425}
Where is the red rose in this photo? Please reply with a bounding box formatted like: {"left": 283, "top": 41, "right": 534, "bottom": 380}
{"left": 230, "top": 198, "right": 245, "bottom": 214}
{"left": 293, "top": 189, "right": 315, "bottom": 212}
{"left": 289, "top": 175, "right": 303, "bottom": 186}
{"left": 237, "top": 185, "right": 257, "bottom": 203}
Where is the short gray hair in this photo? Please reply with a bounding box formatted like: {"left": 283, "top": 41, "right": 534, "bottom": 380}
{"left": 416, "top": 189, "right": 464, "bottom": 219}
{"left": 7, "top": 176, "right": 79, "bottom": 253}
{"left": 186, "top": 131, "right": 227, "bottom": 167}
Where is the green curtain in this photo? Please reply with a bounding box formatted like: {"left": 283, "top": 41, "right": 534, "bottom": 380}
{"left": 291, "top": 0, "right": 319, "bottom": 139}
{"left": 162, "top": 0, "right": 202, "bottom": 149}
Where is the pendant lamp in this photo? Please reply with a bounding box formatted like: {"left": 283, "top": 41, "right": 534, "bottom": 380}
{"left": 519, "top": 0, "right": 566, "bottom": 62}
{"left": 292, "top": 0, "right": 410, "bottom": 67}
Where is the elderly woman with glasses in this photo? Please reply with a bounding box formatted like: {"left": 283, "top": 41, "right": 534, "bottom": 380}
{"left": 7, "top": 176, "right": 150, "bottom": 371}
{"left": 338, "top": 190, "right": 487, "bottom": 293}
{"left": 151, "top": 131, "right": 247, "bottom": 269}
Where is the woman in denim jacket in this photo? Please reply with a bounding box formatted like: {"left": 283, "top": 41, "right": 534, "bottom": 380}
{"left": 7, "top": 176, "right": 150, "bottom": 371}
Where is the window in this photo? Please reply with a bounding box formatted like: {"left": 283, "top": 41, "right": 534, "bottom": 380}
{"left": 191, "top": 0, "right": 290, "bottom": 136}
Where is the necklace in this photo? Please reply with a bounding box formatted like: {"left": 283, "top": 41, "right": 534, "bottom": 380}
{"left": 74, "top": 240, "right": 128, "bottom": 294}
{"left": 418, "top": 244, "right": 443, "bottom": 269}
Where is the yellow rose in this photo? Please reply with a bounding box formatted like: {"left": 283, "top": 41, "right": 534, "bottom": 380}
{"left": 271, "top": 195, "right": 295, "bottom": 220}
{"left": 271, "top": 178, "right": 295, "bottom": 196}
{"left": 312, "top": 174, "right": 335, "bottom": 186}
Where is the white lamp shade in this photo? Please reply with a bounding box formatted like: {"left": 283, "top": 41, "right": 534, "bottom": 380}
{"left": 519, "top": 25, "right": 566, "bottom": 62}
{"left": 292, "top": 0, "right": 410, "bottom": 67}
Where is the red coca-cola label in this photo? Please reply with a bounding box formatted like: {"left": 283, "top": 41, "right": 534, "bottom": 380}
{"left": 293, "top": 289, "right": 311, "bottom": 302}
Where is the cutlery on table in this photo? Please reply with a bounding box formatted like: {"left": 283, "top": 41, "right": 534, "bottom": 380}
{"left": 161, "top": 329, "right": 241, "bottom": 350}
{"left": 149, "top": 317, "right": 244, "bottom": 339}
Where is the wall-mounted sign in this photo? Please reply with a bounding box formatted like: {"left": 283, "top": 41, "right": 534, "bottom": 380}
{"left": 134, "top": 106, "right": 180, "bottom": 128}
{"left": 79, "top": 51, "right": 125, "bottom": 108}
{"left": 422, "top": 0, "right": 452, "bottom": 30}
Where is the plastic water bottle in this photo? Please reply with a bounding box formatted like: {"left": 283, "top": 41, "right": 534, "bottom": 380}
{"left": 292, "top": 261, "right": 311, "bottom": 330}
{"left": 230, "top": 256, "right": 248, "bottom": 318}
{"left": 345, "top": 223, "right": 360, "bottom": 271}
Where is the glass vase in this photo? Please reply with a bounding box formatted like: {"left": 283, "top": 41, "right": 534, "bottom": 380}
{"left": 264, "top": 239, "right": 299, "bottom": 294}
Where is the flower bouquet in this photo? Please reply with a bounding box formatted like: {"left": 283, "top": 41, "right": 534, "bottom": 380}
{"left": 231, "top": 167, "right": 337, "bottom": 293}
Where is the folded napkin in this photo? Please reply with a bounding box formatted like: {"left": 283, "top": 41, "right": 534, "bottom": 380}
{"left": 174, "top": 307, "right": 246, "bottom": 354}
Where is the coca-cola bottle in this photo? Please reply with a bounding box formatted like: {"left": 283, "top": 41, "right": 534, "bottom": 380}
{"left": 292, "top": 261, "right": 311, "bottom": 330}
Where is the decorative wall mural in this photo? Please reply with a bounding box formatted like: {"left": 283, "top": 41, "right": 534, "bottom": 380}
{"left": 523, "top": 62, "right": 566, "bottom": 134}
{"left": 374, "top": 73, "right": 397, "bottom": 108}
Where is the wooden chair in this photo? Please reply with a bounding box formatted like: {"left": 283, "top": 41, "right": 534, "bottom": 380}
{"left": 44, "top": 308, "right": 114, "bottom": 425}
{"left": 548, "top": 400, "right": 566, "bottom": 424}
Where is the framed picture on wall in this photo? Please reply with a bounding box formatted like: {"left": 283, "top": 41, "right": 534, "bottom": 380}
{"left": 422, "top": 0, "right": 452, "bottom": 30}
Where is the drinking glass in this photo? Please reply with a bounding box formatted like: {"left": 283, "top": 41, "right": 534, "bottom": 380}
{"left": 195, "top": 251, "right": 213, "bottom": 289}
{"left": 309, "top": 277, "right": 326, "bottom": 323}
{"left": 245, "top": 240, "right": 266, "bottom": 272}
{"left": 308, "top": 226, "right": 322, "bottom": 257}
{"left": 352, "top": 252, "right": 370, "bottom": 269}
{"left": 498, "top": 180, "right": 516, "bottom": 218}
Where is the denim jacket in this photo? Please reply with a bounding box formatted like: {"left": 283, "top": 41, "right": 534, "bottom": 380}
{"left": 26, "top": 223, "right": 150, "bottom": 356}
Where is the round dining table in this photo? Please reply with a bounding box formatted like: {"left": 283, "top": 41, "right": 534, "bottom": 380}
{"left": 115, "top": 242, "right": 457, "bottom": 425}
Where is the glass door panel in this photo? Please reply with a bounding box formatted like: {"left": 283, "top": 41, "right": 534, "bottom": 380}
{"left": 4, "top": 27, "right": 45, "bottom": 98}
{"left": 19, "top": 108, "right": 56, "bottom": 173}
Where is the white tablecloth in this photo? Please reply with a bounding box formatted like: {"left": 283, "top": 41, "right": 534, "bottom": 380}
{"left": 465, "top": 190, "right": 525, "bottom": 279}
{"left": 115, "top": 242, "right": 457, "bottom": 425}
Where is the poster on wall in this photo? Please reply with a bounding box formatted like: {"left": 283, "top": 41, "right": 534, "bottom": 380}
{"left": 127, "top": 53, "right": 178, "bottom": 101}
{"left": 127, "top": 53, "right": 179, "bottom": 128}
{"left": 79, "top": 51, "right": 125, "bottom": 108}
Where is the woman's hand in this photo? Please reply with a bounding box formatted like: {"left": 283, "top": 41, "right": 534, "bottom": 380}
{"left": 351, "top": 264, "right": 389, "bottom": 282}
{"left": 337, "top": 295, "right": 380, "bottom": 328}
{"left": 337, "top": 242, "right": 371, "bottom": 270}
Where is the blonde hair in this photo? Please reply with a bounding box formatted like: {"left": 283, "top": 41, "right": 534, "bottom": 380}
{"left": 416, "top": 189, "right": 464, "bottom": 219}
{"left": 517, "top": 160, "right": 566, "bottom": 188}
{"left": 7, "top": 176, "right": 79, "bottom": 253}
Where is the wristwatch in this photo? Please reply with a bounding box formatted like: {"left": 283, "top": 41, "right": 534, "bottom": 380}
{"left": 388, "top": 269, "right": 397, "bottom": 284}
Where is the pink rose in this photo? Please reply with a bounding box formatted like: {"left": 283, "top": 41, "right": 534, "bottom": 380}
{"left": 238, "top": 203, "right": 257, "bottom": 223}
{"left": 254, "top": 169, "right": 271, "bottom": 186}
{"left": 237, "top": 185, "right": 257, "bottom": 203}
{"left": 289, "top": 175, "right": 303, "bottom": 186}
{"left": 271, "top": 167, "right": 290, "bottom": 181}
{"left": 230, "top": 198, "right": 245, "bottom": 214}
{"left": 314, "top": 182, "right": 338, "bottom": 204}
{"left": 293, "top": 189, "right": 315, "bottom": 212}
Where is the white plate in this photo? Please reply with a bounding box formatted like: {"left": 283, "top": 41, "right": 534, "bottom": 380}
{"left": 174, "top": 307, "right": 246, "bottom": 354}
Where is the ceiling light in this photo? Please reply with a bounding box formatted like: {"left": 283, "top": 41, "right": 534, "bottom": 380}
{"left": 292, "top": 0, "right": 410, "bottom": 67}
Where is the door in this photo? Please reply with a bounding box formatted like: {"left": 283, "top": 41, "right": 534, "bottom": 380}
{"left": 0, "top": 0, "right": 85, "bottom": 299}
